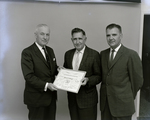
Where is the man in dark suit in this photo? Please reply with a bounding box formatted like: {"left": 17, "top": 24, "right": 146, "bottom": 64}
{"left": 100, "top": 23, "right": 143, "bottom": 120}
{"left": 63, "top": 28, "right": 101, "bottom": 120}
{"left": 21, "top": 24, "right": 58, "bottom": 120}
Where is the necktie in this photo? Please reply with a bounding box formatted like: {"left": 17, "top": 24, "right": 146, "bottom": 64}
{"left": 42, "top": 47, "right": 50, "bottom": 66}
{"left": 74, "top": 51, "right": 80, "bottom": 70}
{"left": 110, "top": 49, "right": 115, "bottom": 62}
{"left": 109, "top": 49, "right": 115, "bottom": 67}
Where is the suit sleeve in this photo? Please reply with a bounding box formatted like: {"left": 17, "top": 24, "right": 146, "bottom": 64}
{"left": 21, "top": 49, "right": 46, "bottom": 92}
{"left": 63, "top": 52, "right": 67, "bottom": 68}
{"left": 128, "top": 51, "right": 143, "bottom": 99}
{"left": 86, "top": 52, "right": 101, "bottom": 88}
{"left": 63, "top": 51, "right": 71, "bottom": 69}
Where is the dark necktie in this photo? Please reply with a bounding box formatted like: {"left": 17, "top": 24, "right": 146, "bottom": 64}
{"left": 42, "top": 47, "right": 50, "bottom": 66}
{"left": 109, "top": 49, "right": 115, "bottom": 67}
{"left": 110, "top": 49, "right": 115, "bottom": 62}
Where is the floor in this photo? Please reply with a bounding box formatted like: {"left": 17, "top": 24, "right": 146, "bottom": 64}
{"left": 0, "top": 89, "right": 149, "bottom": 120}
{"left": 138, "top": 89, "right": 150, "bottom": 120}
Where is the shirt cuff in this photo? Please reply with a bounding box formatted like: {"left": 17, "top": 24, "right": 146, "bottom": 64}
{"left": 44, "top": 82, "right": 49, "bottom": 91}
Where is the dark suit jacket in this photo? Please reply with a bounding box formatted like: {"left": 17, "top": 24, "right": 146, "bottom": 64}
{"left": 64, "top": 46, "right": 101, "bottom": 108}
{"left": 100, "top": 45, "right": 143, "bottom": 117}
{"left": 21, "top": 43, "right": 57, "bottom": 107}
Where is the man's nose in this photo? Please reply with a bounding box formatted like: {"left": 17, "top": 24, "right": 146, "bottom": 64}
{"left": 44, "top": 34, "right": 47, "bottom": 39}
{"left": 76, "top": 39, "right": 80, "bottom": 43}
{"left": 109, "top": 35, "right": 113, "bottom": 39}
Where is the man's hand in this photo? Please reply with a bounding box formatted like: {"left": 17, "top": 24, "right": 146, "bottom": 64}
{"left": 47, "top": 83, "right": 57, "bottom": 91}
{"left": 81, "top": 77, "right": 89, "bottom": 86}
{"left": 57, "top": 66, "right": 65, "bottom": 72}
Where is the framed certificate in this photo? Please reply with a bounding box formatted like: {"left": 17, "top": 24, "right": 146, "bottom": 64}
{"left": 53, "top": 69, "right": 86, "bottom": 93}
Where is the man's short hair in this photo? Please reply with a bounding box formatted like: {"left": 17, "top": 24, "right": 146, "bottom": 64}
{"left": 71, "top": 28, "right": 86, "bottom": 36}
{"left": 35, "top": 24, "right": 49, "bottom": 34}
{"left": 106, "top": 23, "right": 122, "bottom": 33}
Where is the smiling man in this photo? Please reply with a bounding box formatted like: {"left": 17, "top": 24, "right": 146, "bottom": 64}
{"left": 21, "top": 24, "right": 58, "bottom": 120}
{"left": 63, "top": 28, "right": 101, "bottom": 120}
{"left": 99, "top": 23, "right": 143, "bottom": 120}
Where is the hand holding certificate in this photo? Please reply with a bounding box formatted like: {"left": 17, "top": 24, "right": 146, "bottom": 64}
{"left": 53, "top": 69, "right": 86, "bottom": 93}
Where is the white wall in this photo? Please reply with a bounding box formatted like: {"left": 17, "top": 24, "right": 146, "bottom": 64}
{"left": 0, "top": 1, "right": 141, "bottom": 120}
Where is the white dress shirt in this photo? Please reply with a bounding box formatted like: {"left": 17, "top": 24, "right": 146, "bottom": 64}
{"left": 109, "top": 44, "right": 122, "bottom": 60}
{"left": 72, "top": 46, "right": 85, "bottom": 70}
{"left": 35, "top": 42, "right": 46, "bottom": 60}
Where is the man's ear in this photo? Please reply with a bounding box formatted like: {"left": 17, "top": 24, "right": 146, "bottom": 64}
{"left": 120, "top": 33, "right": 123, "bottom": 39}
{"left": 84, "top": 36, "right": 87, "bottom": 41}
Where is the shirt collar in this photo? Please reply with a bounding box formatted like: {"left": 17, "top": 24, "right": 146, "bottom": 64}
{"left": 35, "top": 42, "right": 44, "bottom": 51}
{"left": 110, "top": 44, "right": 121, "bottom": 52}
{"left": 76, "top": 46, "right": 86, "bottom": 54}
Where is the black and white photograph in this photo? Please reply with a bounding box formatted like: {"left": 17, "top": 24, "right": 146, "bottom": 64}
{"left": 0, "top": 0, "right": 149, "bottom": 120}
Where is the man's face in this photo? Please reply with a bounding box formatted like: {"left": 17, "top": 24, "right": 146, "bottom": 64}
{"left": 106, "top": 27, "right": 122, "bottom": 49}
{"left": 35, "top": 26, "right": 50, "bottom": 47}
{"left": 71, "top": 32, "right": 87, "bottom": 51}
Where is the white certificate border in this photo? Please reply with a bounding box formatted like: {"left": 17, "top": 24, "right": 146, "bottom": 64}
{"left": 53, "top": 69, "right": 86, "bottom": 93}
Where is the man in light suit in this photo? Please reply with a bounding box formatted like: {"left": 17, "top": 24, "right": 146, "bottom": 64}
{"left": 63, "top": 28, "right": 101, "bottom": 120}
{"left": 21, "top": 24, "right": 58, "bottom": 120}
{"left": 100, "top": 23, "right": 143, "bottom": 120}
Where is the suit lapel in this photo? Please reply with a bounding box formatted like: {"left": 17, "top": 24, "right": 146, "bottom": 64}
{"left": 79, "top": 47, "right": 88, "bottom": 70}
{"left": 105, "top": 49, "right": 111, "bottom": 69}
{"left": 46, "top": 46, "right": 54, "bottom": 71}
{"left": 69, "top": 49, "right": 76, "bottom": 69}
{"left": 109, "top": 45, "right": 124, "bottom": 69}
{"left": 33, "top": 43, "right": 50, "bottom": 68}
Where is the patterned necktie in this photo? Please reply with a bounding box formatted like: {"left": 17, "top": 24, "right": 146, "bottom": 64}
{"left": 74, "top": 51, "right": 80, "bottom": 70}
